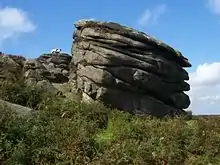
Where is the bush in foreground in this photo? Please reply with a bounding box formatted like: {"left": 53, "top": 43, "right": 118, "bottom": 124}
{"left": 0, "top": 81, "right": 47, "bottom": 109}
{"left": 1, "top": 82, "right": 220, "bottom": 165}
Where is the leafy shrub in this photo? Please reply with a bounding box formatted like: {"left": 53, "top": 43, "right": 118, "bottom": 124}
{"left": 1, "top": 82, "right": 220, "bottom": 165}
{"left": 0, "top": 81, "right": 49, "bottom": 109}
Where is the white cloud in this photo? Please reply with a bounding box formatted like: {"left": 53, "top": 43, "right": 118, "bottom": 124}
{"left": 200, "top": 95, "right": 220, "bottom": 104}
{"left": 189, "top": 63, "right": 220, "bottom": 86}
{"left": 187, "top": 62, "right": 220, "bottom": 115}
{"left": 207, "top": 0, "right": 220, "bottom": 14}
{"left": 137, "top": 4, "right": 166, "bottom": 27}
{"left": 0, "top": 6, "right": 35, "bottom": 43}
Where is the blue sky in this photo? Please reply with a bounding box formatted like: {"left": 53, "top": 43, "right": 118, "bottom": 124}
{"left": 0, "top": 0, "right": 219, "bottom": 67}
{"left": 1, "top": 0, "right": 220, "bottom": 114}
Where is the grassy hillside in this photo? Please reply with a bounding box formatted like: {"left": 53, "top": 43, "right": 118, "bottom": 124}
{"left": 1, "top": 81, "right": 220, "bottom": 165}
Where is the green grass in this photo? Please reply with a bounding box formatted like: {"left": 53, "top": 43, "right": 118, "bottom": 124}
{"left": 1, "top": 81, "right": 220, "bottom": 165}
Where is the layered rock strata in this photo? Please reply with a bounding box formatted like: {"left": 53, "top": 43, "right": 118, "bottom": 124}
{"left": 0, "top": 52, "right": 72, "bottom": 95}
{"left": 24, "top": 53, "right": 72, "bottom": 84}
{"left": 70, "top": 20, "right": 192, "bottom": 117}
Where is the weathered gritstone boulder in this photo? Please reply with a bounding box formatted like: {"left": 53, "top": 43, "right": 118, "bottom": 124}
{"left": 1, "top": 52, "right": 73, "bottom": 96}
{"left": 70, "top": 19, "right": 192, "bottom": 117}
{"left": 24, "top": 53, "right": 72, "bottom": 85}
{"left": 0, "top": 53, "right": 25, "bottom": 82}
{"left": 0, "top": 99, "right": 33, "bottom": 117}
{"left": 7, "top": 54, "right": 26, "bottom": 67}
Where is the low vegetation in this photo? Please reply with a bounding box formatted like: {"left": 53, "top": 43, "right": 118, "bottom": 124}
{"left": 1, "top": 81, "right": 220, "bottom": 165}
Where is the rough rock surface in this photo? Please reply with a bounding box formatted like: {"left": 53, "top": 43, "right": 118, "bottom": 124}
{"left": 0, "top": 52, "right": 72, "bottom": 96}
{"left": 0, "top": 53, "right": 25, "bottom": 82}
{"left": 24, "top": 53, "right": 72, "bottom": 84}
{"left": 70, "top": 19, "right": 192, "bottom": 117}
{"left": 0, "top": 99, "right": 33, "bottom": 117}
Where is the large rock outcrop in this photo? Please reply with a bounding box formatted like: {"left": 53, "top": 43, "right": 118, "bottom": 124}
{"left": 70, "top": 20, "right": 192, "bottom": 117}
{"left": 23, "top": 53, "right": 72, "bottom": 95}
{"left": 24, "top": 53, "right": 71, "bottom": 84}
{"left": 0, "top": 52, "right": 72, "bottom": 96}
